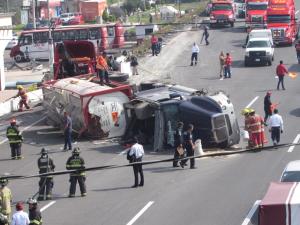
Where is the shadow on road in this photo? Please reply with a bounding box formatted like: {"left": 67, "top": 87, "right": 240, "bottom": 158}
{"left": 143, "top": 166, "right": 183, "bottom": 173}
{"left": 91, "top": 186, "right": 132, "bottom": 192}
{"left": 290, "top": 108, "right": 300, "bottom": 117}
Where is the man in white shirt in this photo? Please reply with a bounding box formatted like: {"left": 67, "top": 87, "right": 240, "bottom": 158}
{"left": 11, "top": 202, "right": 29, "bottom": 225}
{"left": 268, "top": 109, "right": 283, "bottom": 146}
{"left": 190, "top": 42, "right": 200, "bottom": 66}
{"left": 129, "top": 137, "right": 144, "bottom": 188}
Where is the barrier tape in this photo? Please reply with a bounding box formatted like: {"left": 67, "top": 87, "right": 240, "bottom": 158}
{"left": 1, "top": 142, "right": 299, "bottom": 181}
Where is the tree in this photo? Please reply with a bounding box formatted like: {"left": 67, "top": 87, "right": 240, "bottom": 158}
{"left": 102, "top": 8, "right": 109, "bottom": 21}
{"left": 122, "top": 0, "right": 140, "bottom": 15}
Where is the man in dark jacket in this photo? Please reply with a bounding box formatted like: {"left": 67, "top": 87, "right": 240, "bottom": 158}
{"left": 173, "top": 122, "right": 184, "bottom": 167}
{"left": 37, "top": 148, "right": 55, "bottom": 201}
{"left": 180, "top": 124, "right": 196, "bottom": 169}
{"left": 264, "top": 91, "right": 272, "bottom": 123}
{"left": 6, "top": 118, "right": 23, "bottom": 160}
{"left": 66, "top": 147, "right": 86, "bottom": 197}
{"left": 201, "top": 26, "right": 209, "bottom": 45}
{"left": 27, "top": 199, "right": 42, "bottom": 225}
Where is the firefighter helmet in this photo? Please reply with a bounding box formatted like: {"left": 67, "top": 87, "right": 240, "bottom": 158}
{"left": 27, "top": 198, "right": 37, "bottom": 205}
{"left": 41, "top": 148, "right": 48, "bottom": 155}
{"left": 72, "top": 147, "right": 80, "bottom": 155}
{"left": 0, "top": 178, "right": 8, "bottom": 186}
{"left": 16, "top": 85, "right": 23, "bottom": 90}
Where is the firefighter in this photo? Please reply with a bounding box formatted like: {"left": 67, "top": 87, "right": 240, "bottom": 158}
{"left": 27, "top": 198, "right": 42, "bottom": 225}
{"left": 242, "top": 108, "right": 252, "bottom": 148}
{"left": 37, "top": 148, "right": 55, "bottom": 201}
{"left": 66, "top": 147, "right": 87, "bottom": 197}
{"left": 247, "top": 109, "right": 264, "bottom": 148}
{"left": 96, "top": 51, "right": 110, "bottom": 85}
{"left": 6, "top": 118, "right": 23, "bottom": 160}
{"left": 295, "top": 40, "right": 300, "bottom": 64}
{"left": 0, "top": 178, "right": 12, "bottom": 225}
{"left": 15, "top": 85, "right": 30, "bottom": 112}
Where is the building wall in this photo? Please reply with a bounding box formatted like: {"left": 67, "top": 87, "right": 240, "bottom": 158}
{"left": 0, "top": 15, "right": 13, "bottom": 90}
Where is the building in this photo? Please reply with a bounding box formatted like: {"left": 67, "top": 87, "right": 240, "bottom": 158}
{"left": 0, "top": 13, "right": 13, "bottom": 91}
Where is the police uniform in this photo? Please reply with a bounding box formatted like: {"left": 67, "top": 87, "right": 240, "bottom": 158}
{"left": 37, "top": 150, "right": 55, "bottom": 201}
{"left": 0, "top": 179, "right": 12, "bottom": 225}
{"left": 66, "top": 148, "right": 86, "bottom": 197}
{"left": 6, "top": 123, "right": 23, "bottom": 160}
{"left": 181, "top": 130, "right": 195, "bottom": 169}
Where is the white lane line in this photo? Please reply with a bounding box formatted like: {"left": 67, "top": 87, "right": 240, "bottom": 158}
{"left": 288, "top": 134, "right": 300, "bottom": 153}
{"left": 40, "top": 201, "right": 56, "bottom": 212}
{"left": 126, "top": 201, "right": 154, "bottom": 225}
{"left": 296, "top": 10, "right": 299, "bottom": 15}
{"left": 241, "top": 200, "right": 261, "bottom": 225}
{"left": 119, "top": 149, "right": 129, "bottom": 156}
{"left": 245, "top": 96, "right": 259, "bottom": 109}
{"left": 0, "top": 115, "right": 47, "bottom": 145}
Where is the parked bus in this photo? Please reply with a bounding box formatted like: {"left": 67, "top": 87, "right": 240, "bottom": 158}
{"left": 10, "top": 23, "right": 124, "bottom": 62}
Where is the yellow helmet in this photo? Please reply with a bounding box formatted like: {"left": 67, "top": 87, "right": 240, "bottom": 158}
{"left": 241, "top": 108, "right": 250, "bottom": 115}
{"left": 248, "top": 108, "right": 255, "bottom": 113}
{"left": 17, "top": 85, "right": 23, "bottom": 90}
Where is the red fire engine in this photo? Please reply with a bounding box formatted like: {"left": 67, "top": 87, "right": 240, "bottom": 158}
{"left": 210, "top": 0, "right": 236, "bottom": 27}
{"left": 245, "top": 0, "right": 269, "bottom": 31}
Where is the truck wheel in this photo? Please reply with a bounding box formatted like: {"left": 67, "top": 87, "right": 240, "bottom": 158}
{"left": 230, "top": 22, "right": 234, "bottom": 27}
{"left": 109, "top": 73, "right": 129, "bottom": 83}
{"left": 218, "top": 141, "right": 228, "bottom": 149}
{"left": 14, "top": 53, "right": 24, "bottom": 63}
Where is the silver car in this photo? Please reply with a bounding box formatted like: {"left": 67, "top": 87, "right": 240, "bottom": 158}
{"left": 280, "top": 160, "right": 300, "bottom": 182}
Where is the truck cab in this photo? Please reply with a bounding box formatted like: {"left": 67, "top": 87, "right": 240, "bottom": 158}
{"left": 210, "top": 0, "right": 236, "bottom": 27}
{"left": 245, "top": 0, "right": 268, "bottom": 31}
{"left": 123, "top": 85, "right": 240, "bottom": 151}
{"left": 267, "top": 0, "right": 297, "bottom": 45}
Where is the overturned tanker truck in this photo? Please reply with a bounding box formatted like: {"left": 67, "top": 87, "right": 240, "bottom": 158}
{"left": 123, "top": 84, "right": 240, "bottom": 150}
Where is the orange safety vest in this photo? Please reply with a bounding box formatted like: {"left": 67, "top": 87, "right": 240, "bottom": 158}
{"left": 244, "top": 116, "right": 252, "bottom": 134}
{"left": 248, "top": 114, "right": 263, "bottom": 133}
{"left": 96, "top": 56, "right": 109, "bottom": 70}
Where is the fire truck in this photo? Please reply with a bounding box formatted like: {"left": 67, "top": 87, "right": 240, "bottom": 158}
{"left": 210, "top": 0, "right": 236, "bottom": 27}
{"left": 245, "top": 0, "right": 268, "bottom": 31}
{"left": 267, "top": 0, "right": 297, "bottom": 45}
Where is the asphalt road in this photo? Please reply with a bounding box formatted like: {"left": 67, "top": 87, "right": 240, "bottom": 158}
{"left": 1, "top": 18, "right": 300, "bottom": 225}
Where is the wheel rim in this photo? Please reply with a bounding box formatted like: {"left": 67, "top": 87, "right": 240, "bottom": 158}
{"left": 14, "top": 54, "right": 22, "bottom": 62}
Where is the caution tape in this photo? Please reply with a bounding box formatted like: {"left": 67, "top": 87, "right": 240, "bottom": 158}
{"left": 1, "top": 142, "right": 299, "bottom": 181}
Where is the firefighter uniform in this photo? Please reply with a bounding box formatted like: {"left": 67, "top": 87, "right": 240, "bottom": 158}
{"left": 248, "top": 111, "right": 264, "bottom": 148}
{"left": 37, "top": 149, "right": 55, "bottom": 201}
{"left": 6, "top": 119, "right": 23, "bottom": 160}
{"left": 16, "top": 86, "right": 30, "bottom": 112}
{"left": 28, "top": 199, "right": 42, "bottom": 225}
{"left": 0, "top": 179, "right": 12, "bottom": 225}
{"left": 66, "top": 148, "right": 86, "bottom": 197}
{"left": 242, "top": 108, "right": 252, "bottom": 148}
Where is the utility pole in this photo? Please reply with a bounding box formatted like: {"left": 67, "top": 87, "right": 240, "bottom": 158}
{"left": 33, "top": 0, "right": 36, "bottom": 29}
{"left": 47, "top": 0, "right": 50, "bottom": 20}
{"left": 6, "top": 0, "right": 9, "bottom": 12}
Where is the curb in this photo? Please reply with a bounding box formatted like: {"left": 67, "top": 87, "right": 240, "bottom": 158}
{"left": 0, "top": 89, "right": 43, "bottom": 117}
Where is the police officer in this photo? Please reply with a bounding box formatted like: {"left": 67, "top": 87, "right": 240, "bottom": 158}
{"left": 173, "top": 122, "right": 184, "bottom": 167}
{"left": 27, "top": 198, "right": 42, "bottom": 225}
{"left": 37, "top": 148, "right": 55, "bottom": 201}
{"left": 0, "top": 178, "right": 12, "bottom": 225}
{"left": 6, "top": 118, "right": 23, "bottom": 160}
{"left": 128, "top": 137, "right": 145, "bottom": 188}
{"left": 66, "top": 147, "right": 86, "bottom": 197}
{"left": 180, "top": 124, "right": 196, "bottom": 169}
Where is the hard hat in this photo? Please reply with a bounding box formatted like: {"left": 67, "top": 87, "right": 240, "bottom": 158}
{"left": 241, "top": 108, "right": 249, "bottom": 115}
{"left": 10, "top": 118, "right": 16, "bottom": 124}
{"left": 72, "top": 147, "right": 80, "bottom": 155}
{"left": 17, "top": 85, "right": 23, "bottom": 90}
{"left": 40, "top": 148, "right": 48, "bottom": 155}
{"left": 248, "top": 108, "right": 255, "bottom": 113}
{"left": 0, "top": 178, "right": 8, "bottom": 186}
{"left": 27, "top": 198, "right": 37, "bottom": 205}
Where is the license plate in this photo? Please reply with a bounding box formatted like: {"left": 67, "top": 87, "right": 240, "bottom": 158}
{"left": 255, "top": 58, "right": 260, "bottom": 62}
{"left": 218, "top": 20, "right": 224, "bottom": 23}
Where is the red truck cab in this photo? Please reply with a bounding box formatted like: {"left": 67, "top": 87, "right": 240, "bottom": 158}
{"left": 210, "top": 0, "right": 236, "bottom": 27}
{"left": 267, "top": 0, "right": 297, "bottom": 45}
{"left": 245, "top": 0, "right": 268, "bottom": 31}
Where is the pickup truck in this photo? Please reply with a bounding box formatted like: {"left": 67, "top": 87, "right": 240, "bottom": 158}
{"left": 244, "top": 37, "right": 274, "bottom": 66}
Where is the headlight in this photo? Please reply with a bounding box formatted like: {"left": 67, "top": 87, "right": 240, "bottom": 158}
{"left": 210, "top": 15, "right": 215, "bottom": 19}
{"left": 228, "top": 14, "right": 233, "bottom": 19}
{"left": 266, "top": 51, "right": 271, "bottom": 55}
{"left": 245, "top": 51, "right": 249, "bottom": 57}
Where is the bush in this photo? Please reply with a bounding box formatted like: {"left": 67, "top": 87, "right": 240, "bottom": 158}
{"left": 102, "top": 8, "right": 109, "bottom": 21}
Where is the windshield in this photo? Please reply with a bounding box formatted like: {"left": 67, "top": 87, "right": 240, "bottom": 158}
{"left": 281, "top": 171, "right": 300, "bottom": 182}
{"left": 212, "top": 4, "right": 233, "bottom": 10}
{"left": 246, "top": 4, "right": 267, "bottom": 10}
{"left": 247, "top": 40, "right": 270, "bottom": 48}
{"left": 234, "top": 0, "right": 245, "bottom": 3}
{"left": 267, "top": 15, "right": 291, "bottom": 23}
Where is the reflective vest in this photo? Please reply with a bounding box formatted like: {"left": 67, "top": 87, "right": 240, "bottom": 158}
{"left": 248, "top": 115, "right": 263, "bottom": 133}
{"left": 29, "top": 208, "right": 42, "bottom": 225}
{"left": 6, "top": 126, "right": 22, "bottom": 144}
{"left": 38, "top": 156, "right": 55, "bottom": 177}
{"left": 66, "top": 156, "right": 85, "bottom": 176}
{"left": 0, "top": 187, "right": 12, "bottom": 215}
{"left": 244, "top": 116, "right": 252, "bottom": 134}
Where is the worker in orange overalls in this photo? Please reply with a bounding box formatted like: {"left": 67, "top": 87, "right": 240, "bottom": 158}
{"left": 96, "top": 51, "right": 110, "bottom": 85}
{"left": 242, "top": 108, "right": 252, "bottom": 148}
{"left": 15, "top": 85, "right": 30, "bottom": 112}
{"left": 247, "top": 109, "right": 264, "bottom": 148}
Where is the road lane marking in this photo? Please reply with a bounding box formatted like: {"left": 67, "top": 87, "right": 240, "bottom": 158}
{"left": 241, "top": 200, "right": 261, "bottom": 225}
{"left": 126, "top": 201, "right": 154, "bottom": 225}
{"left": 40, "top": 201, "right": 56, "bottom": 212}
{"left": 245, "top": 96, "right": 259, "bottom": 109}
{"left": 0, "top": 115, "right": 47, "bottom": 145}
{"left": 287, "top": 134, "right": 300, "bottom": 152}
{"left": 296, "top": 10, "right": 299, "bottom": 15}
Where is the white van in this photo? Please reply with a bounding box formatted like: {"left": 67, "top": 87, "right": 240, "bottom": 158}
{"left": 60, "top": 13, "right": 75, "bottom": 25}
{"left": 249, "top": 29, "right": 273, "bottom": 45}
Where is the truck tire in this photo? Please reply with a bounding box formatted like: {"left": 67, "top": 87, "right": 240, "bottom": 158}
{"left": 109, "top": 73, "right": 129, "bottom": 83}
{"left": 218, "top": 140, "right": 228, "bottom": 149}
{"left": 230, "top": 22, "right": 234, "bottom": 27}
{"left": 14, "top": 52, "right": 25, "bottom": 63}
